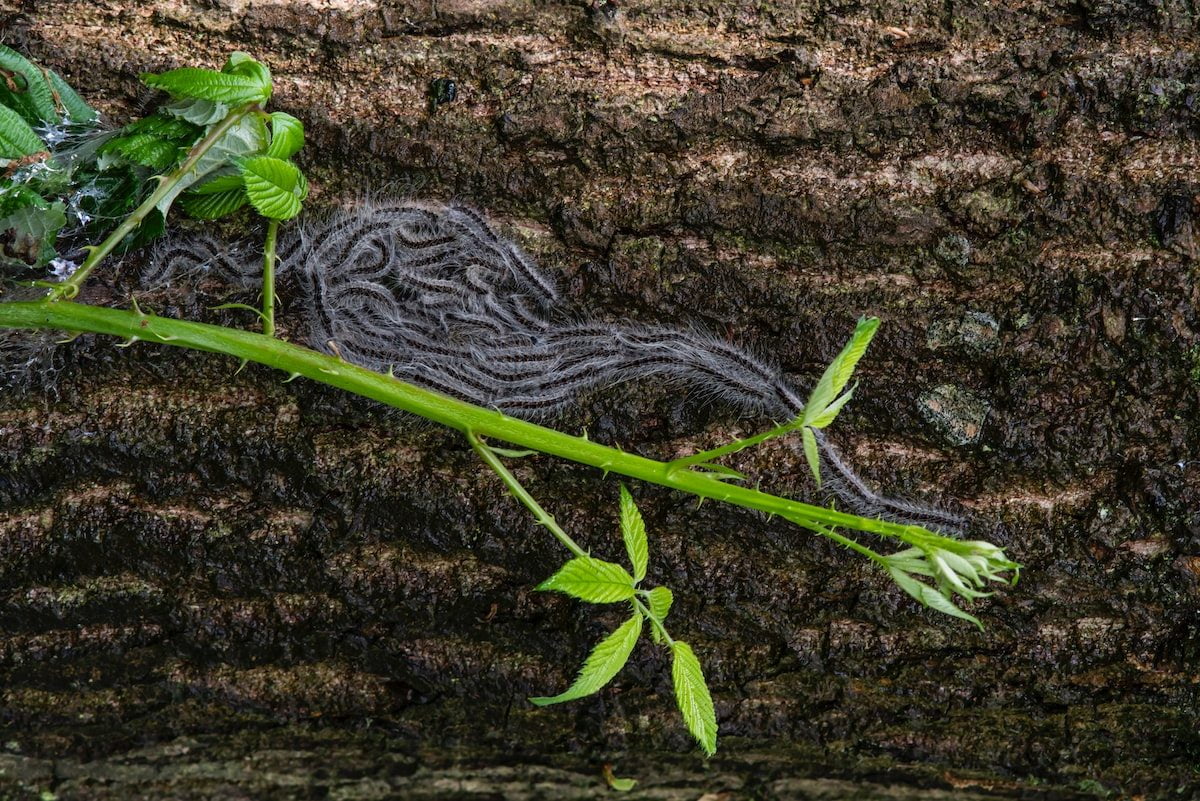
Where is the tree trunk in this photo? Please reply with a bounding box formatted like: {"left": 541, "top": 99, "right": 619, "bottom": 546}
{"left": 1, "top": 1, "right": 1198, "bottom": 798}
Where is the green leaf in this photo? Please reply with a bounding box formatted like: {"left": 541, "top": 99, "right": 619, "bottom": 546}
{"left": 537, "top": 556, "right": 636, "bottom": 604}
{"left": 126, "top": 113, "right": 203, "bottom": 140}
{"left": 807, "top": 386, "right": 855, "bottom": 429}
{"left": 671, "top": 640, "right": 717, "bottom": 757}
{"left": 142, "top": 61, "right": 271, "bottom": 105}
{"left": 101, "top": 134, "right": 181, "bottom": 171}
{"left": 222, "top": 51, "right": 272, "bottom": 88}
{"left": 529, "top": 613, "right": 642, "bottom": 706}
{"left": 646, "top": 586, "right": 673, "bottom": 623}
{"left": 804, "top": 316, "right": 879, "bottom": 423}
{"left": 266, "top": 111, "right": 304, "bottom": 159}
{"left": 179, "top": 188, "right": 247, "bottom": 220}
{"left": 222, "top": 52, "right": 256, "bottom": 72}
{"left": 189, "top": 169, "right": 244, "bottom": 195}
{"left": 0, "top": 45, "right": 57, "bottom": 122}
{"left": 828, "top": 316, "right": 879, "bottom": 394}
{"left": 45, "top": 69, "right": 97, "bottom": 124}
{"left": 888, "top": 567, "right": 982, "bottom": 630}
{"left": 619, "top": 485, "right": 648, "bottom": 583}
{"left": 164, "top": 98, "right": 230, "bottom": 126}
{"left": 238, "top": 155, "right": 308, "bottom": 220}
{"left": 645, "top": 585, "right": 673, "bottom": 643}
{"left": 801, "top": 427, "right": 821, "bottom": 487}
{"left": 0, "top": 102, "right": 44, "bottom": 158}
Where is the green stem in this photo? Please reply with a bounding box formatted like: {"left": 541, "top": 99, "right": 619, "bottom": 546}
{"left": 468, "top": 431, "right": 588, "bottom": 559}
{"left": 668, "top": 418, "right": 801, "bottom": 471}
{"left": 809, "top": 522, "right": 887, "bottom": 565}
{"left": 633, "top": 597, "right": 673, "bottom": 645}
{"left": 50, "top": 101, "right": 261, "bottom": 301}
{"left": 0, "top": 300, "right": 958, "bottom": 551}
{"left": 261, "top": 218, "right": 279, "bottom": 337}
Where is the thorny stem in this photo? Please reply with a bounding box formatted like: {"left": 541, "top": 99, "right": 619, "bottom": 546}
{"left": 468, "top": 430, "right": 588, "bottom": 559}
{"left": 261, "top": 218, "right": 279, "bottom": 337}
{"left": 49, "top": 101, "right": 261, "bottom": 301}
{"left": 0, "top": 300, "right": 1003, "bottom": 564}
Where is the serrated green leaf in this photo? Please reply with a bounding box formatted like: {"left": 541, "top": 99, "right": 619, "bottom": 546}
{"left": 142, "top": 64, "right": 270, "bottom": 105}
{"left": 537, "top": 556, "right": 636, "bottom": 604}
{"left": 266, "top": 111, "right": 304, "bottom": 159}
{"left": 646, "top": 586, "right": 673, "bottom": 623}
{"left": 126, "top": 113, "right": 203, "bottom": 141}
{"left": 828, "top": 316, "right": 879, "bottom": 393}
{"left": 222, "top": 52, "right": 256, "bottom": 72}
{"left": 45, "top": 69, "right": 96, "bottom": 124}
{"left": 222, "top": 52, "right": 271, "bottom": 86}
{"left": 888, "top": 566, "right": 928, "bottom": 602}
{"left": 238, "top": 155, "right": 308, "bottom": 220}
{"left": 0, "top": 45, "right": 57, "bottom": 123}
{"left": 920, "top": 582, "right": 983, "bottom": 629}
{"left": 888, "top": 567, "right": 982, "bottom": 629}
{"left": 801, "top": 426, "right": 821, "bottom": 487}
{"left": 529, "top": 613, "right": 642, "bottom": 706}
{"left": 0, "top": 102, "right": 44, "bottom": 158}
{"left": 807, "top": 385, "right": 855, "bottom": 429}
{"left": 645, "top": 585, "right": 673, "bottom": 643}
{"left": 164, "top": 98, "right": 230, "bottom": 126}
{"left": 671, "top": 640, "right": 717, "bottom": 757}
{"left": 619, "top": 485, "right": 648, "bottom": 583}
{"left": 190, "top": 169, "right": 243, "bottom": 195}
{"left": 805, "top": 317, "right": 879, "bottom": 423}
{"left": 101, "top": 134, "right": 181, "bottom": 171}
{"left": 179, "top": 188, "right": 247, "bottom": 220}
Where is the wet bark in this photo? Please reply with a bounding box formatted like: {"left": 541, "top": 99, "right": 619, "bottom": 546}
{"left": 1, "top": 1, "right": 1199, "bottom": 798}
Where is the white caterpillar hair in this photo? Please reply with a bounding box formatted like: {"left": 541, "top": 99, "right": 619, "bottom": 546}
{"left": 146, "top": 199, "right": 968, "bottom": 534}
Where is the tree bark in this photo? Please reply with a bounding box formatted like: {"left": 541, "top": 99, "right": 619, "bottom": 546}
{"left": 1, "top": 1, "right": 1198, "bottom": 798}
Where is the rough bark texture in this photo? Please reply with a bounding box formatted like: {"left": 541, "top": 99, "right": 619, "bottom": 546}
{"left": 2, "top": 1, "right": 1199, "bottom": 799}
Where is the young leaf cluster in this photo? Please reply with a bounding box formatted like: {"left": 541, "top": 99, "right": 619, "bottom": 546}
{"left": 800, "top": 316, "right": 879, "bottom": 486}
{"left": 1, "top": 49, "right": 306, "bottom": 285}
{"left": 532, "top": 485, "right": 717, "bottom": 757}
{"left": 882, "top": 535, "right": 1020, "bottom": 629}
{"left": 134, "top": 52, "right": 307, "bottom": 224}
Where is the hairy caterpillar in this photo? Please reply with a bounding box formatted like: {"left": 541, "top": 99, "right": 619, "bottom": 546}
{"left": 141, "top": 199, "right": 967, "bottom": 533}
